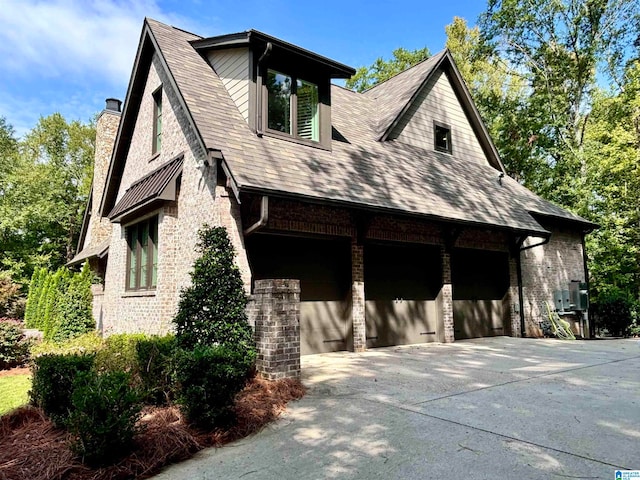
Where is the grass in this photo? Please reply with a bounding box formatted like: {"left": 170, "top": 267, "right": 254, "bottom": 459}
{"left": 0, "top": 374, "right": 31, "bottom": 415}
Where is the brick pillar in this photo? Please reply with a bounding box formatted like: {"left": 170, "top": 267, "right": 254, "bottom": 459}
{"left": 91, "top": 283, "right": 105, "bottom": 332}
{"left": 253, "top": 279, "right": 301, "bottom": 380}
{"left": 351, "top": 241, "right": 366, "bottom": 352}
{"left": 441, "top": 248, "right": 455, "bottom": 343}
{"left": 507, "top": 257, "right": 522, "bottom": 337}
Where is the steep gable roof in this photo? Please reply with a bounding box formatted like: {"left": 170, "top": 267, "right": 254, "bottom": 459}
{"left": 99, "top": 19, "right": 596, "bottom": 238}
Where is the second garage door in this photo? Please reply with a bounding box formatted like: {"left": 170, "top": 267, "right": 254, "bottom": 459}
{"left": 364, "top": 243, "right": 443, "bottom": 347}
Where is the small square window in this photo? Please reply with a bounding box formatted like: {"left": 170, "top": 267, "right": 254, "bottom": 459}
{"left": 434, "top": 122, "right": 451, "bottom": 154}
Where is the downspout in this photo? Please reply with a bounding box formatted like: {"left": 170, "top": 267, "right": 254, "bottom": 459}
{"left": 517, "top": 234, "right": 551, "bottom": 337}
{"left": 244, "top": 196, "right": 269, "bottom": 236}
{"left": 256, "top": 42, "right": 273, "bottom": 136}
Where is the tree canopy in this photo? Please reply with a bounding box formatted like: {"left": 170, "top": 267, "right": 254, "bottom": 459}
{"left": 0, "top": 114, "right": 95, "bottom": 286}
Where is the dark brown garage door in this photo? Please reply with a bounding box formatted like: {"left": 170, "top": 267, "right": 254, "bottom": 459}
{"left": 364, "top": 243, "right": 442, "bottom": 347}
{"left": 451, "top": 248, "right": 509, "bottom": 339}
{"left": 246, "top": 235, "right": 351, "bottom": 355}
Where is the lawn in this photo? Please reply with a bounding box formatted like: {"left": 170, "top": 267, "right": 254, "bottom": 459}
{"left": 0, "top": 371, "right": 31, "bottom": 415}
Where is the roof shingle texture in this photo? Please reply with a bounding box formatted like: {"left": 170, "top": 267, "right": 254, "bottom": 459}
{"left": 147, "top": 19, "right": 591, "bottom": 236}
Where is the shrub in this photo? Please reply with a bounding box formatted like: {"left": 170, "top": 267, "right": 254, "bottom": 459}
{"left": 52, "top": 262, "right": 94, "bottom": 342}
{"left": 0, "top": 319, "right": 31, "bottom": 369}
{"left": 42, "top": 268, "right": 72, "bottom": 339}
{"left": 68, "top": 370, "right": 143, "bottom": 467}
{"left": 30, "top": 331, "right": 104, "bottom": 357}
{"left": 95, "top": 333, "right": 147, "bottom": 375}
{"left": 136, "top": 334, "right": 177, "bottom": 405}
{"left": 175, "top": 344, "right": 255, "bottom": 429}
{"left": 173, "top": 225, "right": 254, "bottom": 351}
{"left": 24, "top": 267, "right": 46, "bottom": 327}
{"left": 0, "top": 272, "right": 24, "bottom": 319}
{"left": 30, "top": 353, "right": 95, "bottom": 426}
{"left": 591, "top": 291, "right": 637, "bottom": 337}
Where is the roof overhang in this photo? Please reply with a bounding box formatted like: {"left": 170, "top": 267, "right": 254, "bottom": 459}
{"left": 108, "top": 154, "right": 184, "bottom": 223}
{"left": 191, "top": 30, "right": 355, "bottom": 79}
{"left": 67, "top": 238, "right": 110, "bottom": 267}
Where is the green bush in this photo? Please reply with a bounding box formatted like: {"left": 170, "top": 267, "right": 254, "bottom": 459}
{"left": 30, "top": 353, "right": 95, "bottom": 426}
{"left": 42, "top": 268, "right": 72, "bottom": 339}
{"left": 173, "top": 225, "right": 254, "bottom": 351}
{"left": 175, "top": 344, "right": 255, "bottom": 429}
{"left": 68, "top": 370, "right": 143, "bottom": 467}
{"left": 52, "top": 262, "right": 94, "bottom": 342}
{"left": 31, "top": 331, "right": 104, "bottom": 357}
{"left": 24, "top": 268, "right": 46, "bottom": 328}
{"left": 591, "top": 291, "right": 637, "bottom": 337}
{"left": 0, "top": 319, "right": 31, "bottom": 369}
{"left": 95, "top": 333, "right": 147, "bottom": 375}
{"left": 136, "top": 335, "right": 177, "bottom": 405}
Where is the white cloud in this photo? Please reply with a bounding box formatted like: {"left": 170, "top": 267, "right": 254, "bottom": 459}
{"left": 0, "top": 0, "right": 204, "bottom": 87}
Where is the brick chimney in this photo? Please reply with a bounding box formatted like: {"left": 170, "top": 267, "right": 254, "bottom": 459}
{"left": 84, "top": 98, "right": 121, "bottom": 247}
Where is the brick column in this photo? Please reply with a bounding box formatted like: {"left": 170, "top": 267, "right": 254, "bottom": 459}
{"left": 507, "top": 257, "right": 521, "bottom": 337}
{"left": 441, "top": 248, "right": 455, "bottom": 343}
{"left": 253, "top": 279, "right": 301, "bottom": 380}
{"left": 351, "top": 241, "right": 366, "bottom": 352}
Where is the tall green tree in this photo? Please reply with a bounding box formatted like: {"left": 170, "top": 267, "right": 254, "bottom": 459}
{"left": 479, "top": 0, "right": 640, "bottom": 207}
{"left": 0, "top": 114, "right": 95, "bottom": 284}
{"left": 346, "top": 47, "right": 431, "bottom": 92}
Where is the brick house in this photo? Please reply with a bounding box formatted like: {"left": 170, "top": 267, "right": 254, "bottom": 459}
{"left": 71, "top": 18, "right": 596, "bottom": 358}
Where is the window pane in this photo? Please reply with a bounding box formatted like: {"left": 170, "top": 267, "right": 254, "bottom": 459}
{"left": 127, "top": 225, "right": 138, "bottom": 289}
{"left": 267, "top": 70, "right": 291, "bottom": 134}
{"left": 296, "top": 79, "right": 319, "bottom": 141}
{"left": 150, "top": 218, "right": 158, "bottom": 287}
{"left": 153, "top": 89, "right": 162, "bottom": 153}
{"left": 139, "top": 221, "right": 149, "bottom": 288}
{"left": 435, "top": 125, "right": 451, "bottom": 152}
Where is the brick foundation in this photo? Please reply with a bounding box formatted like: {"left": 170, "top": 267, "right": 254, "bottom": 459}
{"left": 253, "top": 279, "right": 301, "bottom": 380}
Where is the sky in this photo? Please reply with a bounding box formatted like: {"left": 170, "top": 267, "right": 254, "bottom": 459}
{"left": 0, "top": 0, "right": 486, "bottom": 138}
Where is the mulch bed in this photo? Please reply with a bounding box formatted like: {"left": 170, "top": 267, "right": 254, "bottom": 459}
{"left": 0, "top": 376, "right": 306, "bottom": 480}
{"left": 0, "top": 367, "right": 30, "bottom": 378}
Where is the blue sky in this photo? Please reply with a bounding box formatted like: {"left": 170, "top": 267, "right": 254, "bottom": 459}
{"left": 0, "top": 0, "right": 485, "bottom": 138}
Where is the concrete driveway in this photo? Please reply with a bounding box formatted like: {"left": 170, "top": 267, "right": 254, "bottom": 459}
{"left": 154, "top": 337, "right": 640, "bottom": 479}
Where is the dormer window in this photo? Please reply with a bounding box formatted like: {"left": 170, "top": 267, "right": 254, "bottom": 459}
{"left": 434, "top": 121, "right": 451, "bottom": 154}
{"left": 266, "top": 70, "right": 319, "bottom": 142}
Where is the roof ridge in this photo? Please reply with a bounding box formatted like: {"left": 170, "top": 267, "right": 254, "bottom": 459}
{"left": 363, "top": 49, "right": 446, "bottom": 95}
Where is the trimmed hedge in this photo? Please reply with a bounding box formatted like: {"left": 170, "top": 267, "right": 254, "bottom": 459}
{"left": 30, "top": 353, "right": 95, "bottom": 427}
{"left": 175, "top": 344, "right": 255, "bottom": 429}
{"left": 68, "top": 370, "right": 143, "bottom": 467}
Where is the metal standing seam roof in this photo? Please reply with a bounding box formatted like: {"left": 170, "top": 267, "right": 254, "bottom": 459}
{"left": 107, "top": 19, "right": 595, "bottom": 238}
{"left": 108, "top": 154, "right": 184, "bottom": 221}
{"left": 67, "top": 238, "right": 110, "bottom": 266}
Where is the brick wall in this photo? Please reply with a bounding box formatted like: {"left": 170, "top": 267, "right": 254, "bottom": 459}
{"left": 253, "top": 279, "right": 301, "bottom": 380}
{"left": 351, "top": 241, "right": 366, "bottom": 352}
{"left": 520, "top": 228, "right": 586, "bottom": 337}
{"left": 100, "top": 54, "right": 250, "bottom": 335}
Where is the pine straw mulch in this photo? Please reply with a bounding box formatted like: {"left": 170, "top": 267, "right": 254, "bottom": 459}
{"left": 0, "top": 376, "right": 306, "bottom": 480}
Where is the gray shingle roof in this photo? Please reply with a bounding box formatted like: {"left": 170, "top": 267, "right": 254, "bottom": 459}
{"left": 362, "top": 52, "right": 446, "bottom": 139}
{"left": 142, "top": 19, "right": 594, "bottom": 236}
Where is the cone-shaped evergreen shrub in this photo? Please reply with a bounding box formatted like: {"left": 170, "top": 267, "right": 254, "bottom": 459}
{"left": 24, "top": 267, "right": 46, "bottom": 327}
{"left": 173, "top": 225, "right": 253, "bottom": 350}
{"left": 52, "top": 262, "right": 94, "bottom": 342}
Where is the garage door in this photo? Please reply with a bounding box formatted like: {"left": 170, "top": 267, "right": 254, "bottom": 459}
{"left": 364, "top": 243, "right": 442, "bottom": 347}
{"left": 451, "top": 248, "right": 509, "bottom": 339}
{"left": 246, "top": 235, "right": 351, "bottom": 355}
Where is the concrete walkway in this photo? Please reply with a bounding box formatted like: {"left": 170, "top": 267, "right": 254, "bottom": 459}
{"left": 154, "top": 337, "right": 640, "bottom": 479}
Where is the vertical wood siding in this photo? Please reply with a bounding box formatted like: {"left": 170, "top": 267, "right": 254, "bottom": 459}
{"left": 389, "top": 70, "right": 487, "bottom": 165}
{"left": 207, "top": 48, "right": 250, "bottom": 123}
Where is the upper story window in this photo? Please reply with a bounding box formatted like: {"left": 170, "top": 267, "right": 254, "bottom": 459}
{"left": 434, "top": 121, "right": 452, "bottom": 154}
{"left": 126, "top": 215, "right": 158, "bottom": 290}
{"left": 152, "top": 87, "right": 163, "bottom": 154}
{"left": 266, "top": 70, "right": 319, "bottom": 142}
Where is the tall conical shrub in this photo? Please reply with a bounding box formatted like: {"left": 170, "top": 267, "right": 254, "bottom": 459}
{"left": 42, "top": 268, "right": 71, "bottom": 339}
{"left": 24, "top": 267, "right": 46, "bottom": 327}
{"left": 52, "top": 262, "right": 94, "bottom": 342}
{"left": 34, "top": 271, "right": 53, "bottom": 330}
{"left": 173, "top": 225, "right": 253, "bottom": 350}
